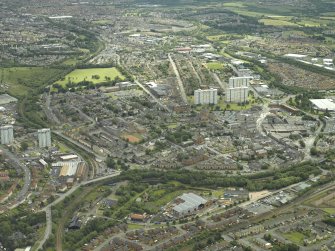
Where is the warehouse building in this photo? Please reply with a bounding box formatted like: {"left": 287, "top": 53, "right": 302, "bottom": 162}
{"left": 172, "top": 193, "right": 207, "bottom": 217}
{"left": 310, "top": 99, "right": 335, "bottom": 111}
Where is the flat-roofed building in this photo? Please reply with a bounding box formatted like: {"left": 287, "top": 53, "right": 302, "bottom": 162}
{"left": 310, "top": 99, "right": 335, "bottom": 111}
{"left": 172, "top": 193, "right": 207, "bottom": 217}
{"left": 60, "top": 154, "right": 78, "bottom": 161}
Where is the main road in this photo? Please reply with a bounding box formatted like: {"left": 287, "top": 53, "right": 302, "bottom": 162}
{"left": 168, "top": 53, "right": 188, "bottom": 104}
{"left": 0, "top": 145, "right": 31, "bottom": 209}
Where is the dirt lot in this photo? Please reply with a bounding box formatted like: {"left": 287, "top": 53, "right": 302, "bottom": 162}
{"left": 122, "top": 134, "right": 141, "bottom": 143}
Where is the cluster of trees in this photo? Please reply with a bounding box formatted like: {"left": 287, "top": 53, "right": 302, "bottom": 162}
{"left": 0, "top": 209, "right": 45, "bottom": 250}
{"left": 106, "top": 156, "right": 129, "bottom": 171}
{"left": 64, "top": 217, "right": 117, "bottom": 250}
{"left": 323, "top": 217, "right": 335, "bottom": 226}
{"left": 114, "top": 161, "right": 321, "bottom": 192}
{"left": 165, "top": 127, "right": 193, "bottom": 144}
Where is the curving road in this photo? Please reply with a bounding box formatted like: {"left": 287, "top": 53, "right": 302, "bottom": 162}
{"left": 0, "top": 146, "right": 31, "bottom": 209}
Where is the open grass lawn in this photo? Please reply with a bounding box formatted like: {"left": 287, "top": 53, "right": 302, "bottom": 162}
{"left": 321, "top": 16, "right": 335, "bottom": 20}
{"left": 83, "top": 186, "right": 111, "bottom": 203}
{"left": 323, "top": 208, "right": 335, "bottom": 214}
{"left": 211, "top": 188, "right": 225, "bottom": 198}
{"left": 283, "top": 231, "right": 305, "bottom": 245}
{"left": 0, "top": 67, "right": 65, "bottom": 97}
{"left": 54, "top": 67, "right": 125, "bottom": 87}
{"left": 56, "top": 142, "right": 71, "bottom": 153}
{"left": 259, "top": 18, "right": 299, "bottom": 26}
{"left": 223, "top": 2, "right": 245, "bottom": 8}
{"left": 167, "top": 123, "right": 178, "bottom": 129}
{"left": 206, "top": 62, "right": 225, "bottom": 70}
{"left": 128, "top": 223, "right": 145, "bottom": 230}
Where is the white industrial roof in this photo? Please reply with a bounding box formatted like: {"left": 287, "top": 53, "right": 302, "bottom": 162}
{"left": 173, "top": 193, "right": 207, "bottom": 213}
{"left": 284, "top": 54, "right": 307, "bottom": 58}
{"left": 39, "top": 159, "right": 48, "bottom": 166}
{"left": 60, "top": 154, "right": 78, "bottom": 160}
{"left": 310, "top": 99, "right": 335, "bottom": 111}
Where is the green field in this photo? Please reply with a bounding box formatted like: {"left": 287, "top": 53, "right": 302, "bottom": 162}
{"left": 223, "top": 2, "right": 246, "bottom": 8}
{"left": 323, "top": 208, "right": 335, "bottom": 214}
{"left": 206, "top": 62, "right": 225, "bottom": 70}
{"left": 283, "top": 231, "right": 306, "bottom": 245}
{"left": 0, "top": 67, "right": 65, "bottom": 96}
{"left": 54, "top": 67, "right": 125, "bottom": 87}
{"left": 259, "top": 18, "right": 299, "bottom": 26}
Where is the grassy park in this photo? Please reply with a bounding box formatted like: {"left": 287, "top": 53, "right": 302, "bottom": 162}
{"left": 283, "top": 231, "right": 306, "bottom": 245}
{"left": 206, "top": 62, "right": 225, "bottom": 70}
{"left": 54, "top": 67, "right": 125, "bottom": 87}
{"left": 259, "top": 18, "right": 298, "bottom": 26}
{"left": 0, "top": 67, "right": 65, "bottom": 96}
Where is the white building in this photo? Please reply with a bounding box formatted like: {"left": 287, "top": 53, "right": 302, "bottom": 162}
{"left": 310, "top": 99, "right": 335, "bottom": 111}
{"left": 194, "top": 88, "right": 218, "bottom": 105}
{"left": 0, "top": 125, "right": 14, "bottom": 145}
{"left": 38, "top": 128, "right": 51, "bottom": 148}
{"left": 173, "top": 193, "right": 207, "bottom": 217}
{"left": 226, "top": 77, "right": 250, "bottom": 103}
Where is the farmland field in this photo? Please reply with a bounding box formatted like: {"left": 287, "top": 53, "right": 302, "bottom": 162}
{"left": 54, "top": 67, "right": 125, "bottom": 86}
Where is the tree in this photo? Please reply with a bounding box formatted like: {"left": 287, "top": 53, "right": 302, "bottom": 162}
{"left": 310, "top": 147, "right": 318, "bottom": 156}
{"left": 106, "top": 157, "right": 115, "bottom": 169}
{"left": 20, "top": 142, "right": 29, "bottom": 151}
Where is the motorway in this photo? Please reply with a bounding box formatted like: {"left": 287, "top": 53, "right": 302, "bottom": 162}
{"left": 0, "top": 145, "right": 31, "bottom": 209}
{"left": 37, "top": 171, "right": 121, "bottom": 251}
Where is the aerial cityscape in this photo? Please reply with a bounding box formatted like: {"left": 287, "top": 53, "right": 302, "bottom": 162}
{"left": 0, "top": 0, "right": 335, "bottom": 250}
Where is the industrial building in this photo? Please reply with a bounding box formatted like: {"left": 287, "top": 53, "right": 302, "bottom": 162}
{"left": 38, "top": 128, "right": 51, "bottom": 148}
{"left": 226, "top": 77, "right": 250, "bottom": 103}
{"left": 310, "top": 99, "right": 335, "bottom": 111}
{"left": 0, "top": 125, "right": 14, "bottom": 145}
{"left": 172, "top": 193, "right": 207, "bottom": 217}
{"left": 194, "top": 88, "right": 218, "bottom": 105}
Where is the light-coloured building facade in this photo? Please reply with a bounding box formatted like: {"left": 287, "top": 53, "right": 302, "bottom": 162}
{"left": 226, "top": 77, "right": 250, "bottom": 103}
{"left": 38, "top": 128, "right": 51, "bottom": 148}
{"left": 194, "top": 88, "right": 218, "bottom": 105}
{"left": 0, "top": 125, "right": 14, "bottom": 145}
